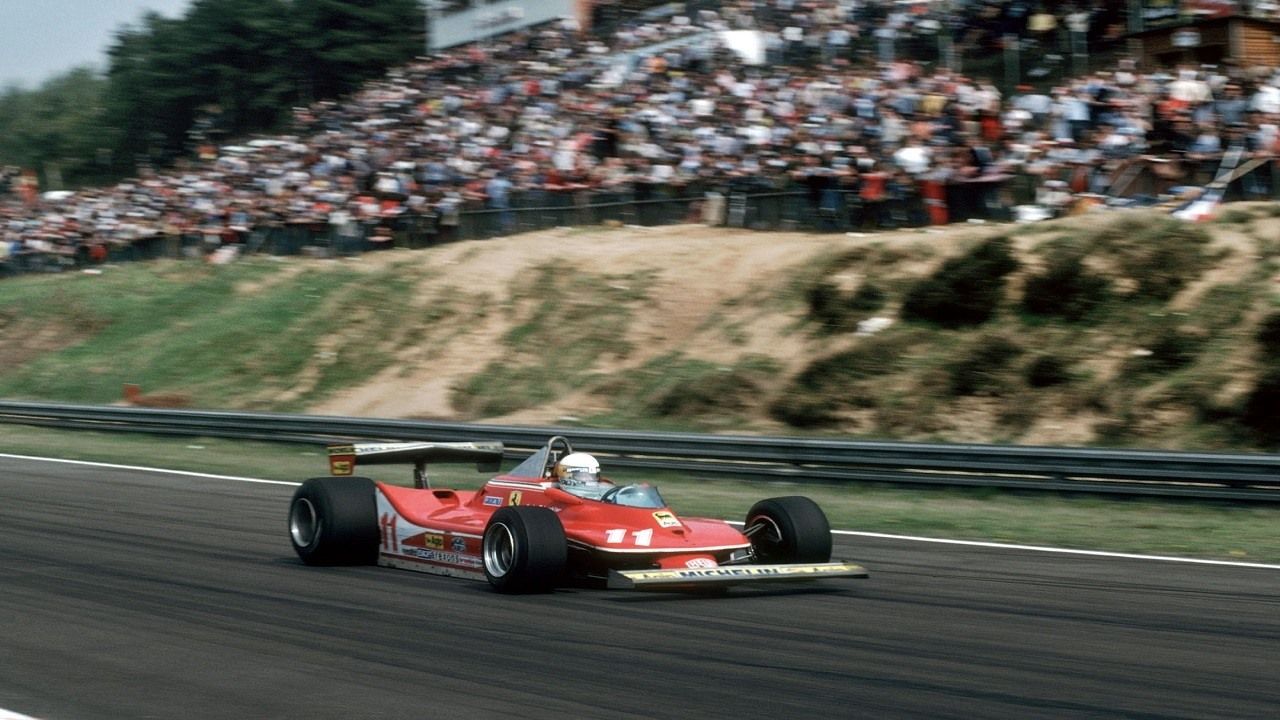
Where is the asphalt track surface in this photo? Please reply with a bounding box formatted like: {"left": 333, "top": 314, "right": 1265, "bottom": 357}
{"left": 1, "top": 456, "right": 1277, "bottom": 719}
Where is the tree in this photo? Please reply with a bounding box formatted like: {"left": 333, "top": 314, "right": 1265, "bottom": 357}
{"left": 0, "top": 68, "right": 119, "bottom": 188}
{"left": 294, "top": 0, "right": 426, "bottom": 100}
{"left": 182, "top": 0, "right": 299, "bottom": 135}
{"left": 104, "top": 12, "right": 202, "bottom": 166}
{"left": 2, "top": 1, "right": 428, "bottom": 183}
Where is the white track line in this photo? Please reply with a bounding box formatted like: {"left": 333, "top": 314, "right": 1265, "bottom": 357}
{"left": 832, "top": 530, "right": 1280, "bottom": 570}
{"left": 0, "top": 708, "right": 41, "bottom": 719}
{"left": 0, "top": 453, "right": 297, "bottom": 486}
{"left": 5, "top": 453, "right": 1278, "bottom": 570}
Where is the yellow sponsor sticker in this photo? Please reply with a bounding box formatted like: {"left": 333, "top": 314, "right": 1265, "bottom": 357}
{"left": 328, "top": 445, "right": 356, "bottom": 476}
{"left": 652, "top": 511, "right": 681, "bottom": 528}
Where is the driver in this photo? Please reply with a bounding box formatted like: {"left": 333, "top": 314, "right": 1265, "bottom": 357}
{"left": 554, "top": 452, "right": 614, "bottom": 500}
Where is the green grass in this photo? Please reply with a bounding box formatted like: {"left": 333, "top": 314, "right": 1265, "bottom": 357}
{"left": 3, "top": 423, "right": 1277, "bottom": 564}
{"left": 0, "top": 259, "right": 423, "bottom": 410}
{"left": 451, "top": 264, "right": 655, "bottom": 418}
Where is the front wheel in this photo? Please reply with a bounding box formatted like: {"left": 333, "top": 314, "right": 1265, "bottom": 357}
{"left": 744, "top": 496, "right": 832, "bottom": 564}
{"left": 482, "top": 506, "right": 567, "bottom": 593}
{"left": 289, "top": 476, "right": 379, "bottom": 565}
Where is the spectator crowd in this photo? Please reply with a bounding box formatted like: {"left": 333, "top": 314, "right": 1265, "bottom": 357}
{"left": 4, "top": 0, "right": 1280, "bottom": 272}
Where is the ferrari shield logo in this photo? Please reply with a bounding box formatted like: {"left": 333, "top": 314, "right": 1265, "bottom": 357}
{"left": 509, "top": 491, "right": 522, "bottom": 506}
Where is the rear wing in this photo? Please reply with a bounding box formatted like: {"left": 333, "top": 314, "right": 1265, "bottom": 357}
{"left": 328, "top": 441, "right": 504, "bottom": 488}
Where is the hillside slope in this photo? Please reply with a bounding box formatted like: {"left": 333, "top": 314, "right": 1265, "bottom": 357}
{"left": 2, "top": 206, "right": 1278, "bottom": 450}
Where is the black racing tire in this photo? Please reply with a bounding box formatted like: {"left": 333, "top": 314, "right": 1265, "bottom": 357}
{"left": 482, "top": 506, "right": 567, "bottom": 593}
{"left": 745, "top": 496, "right": 832, "bottom": 564}
{"left": 289, "top": 476, "right": 379, "bottom": 566}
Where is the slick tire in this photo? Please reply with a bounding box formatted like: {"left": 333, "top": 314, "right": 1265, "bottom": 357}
{"left": 745, "top": 496, "right": 832, "bottom": 564}
{"left": 482, "top": 506, "right": 567, "bottom": 593}
{"left": 289, "top": 476, "right": 379, "bottom": 566}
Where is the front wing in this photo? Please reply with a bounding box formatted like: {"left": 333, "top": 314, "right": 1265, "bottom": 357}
{"left": 606, "top": 561, "right": 868, "bottom": 591}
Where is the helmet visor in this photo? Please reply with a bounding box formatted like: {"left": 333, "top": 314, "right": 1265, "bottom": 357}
{"left": 561, "top": 468, "right": 599, "bottom": 484}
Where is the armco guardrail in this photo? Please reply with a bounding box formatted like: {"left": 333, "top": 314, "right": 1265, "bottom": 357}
{"left": 2, "top": 401, "right": 1277, "bottom": 501}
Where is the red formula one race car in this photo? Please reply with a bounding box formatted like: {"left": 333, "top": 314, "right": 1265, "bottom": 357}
{"left": 288, "top": 436, "right": 867, "bottom": 592}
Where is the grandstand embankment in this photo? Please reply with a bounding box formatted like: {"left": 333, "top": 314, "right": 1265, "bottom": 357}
{"left": 2, "top": 206, "right": 1278, "bottom": 451}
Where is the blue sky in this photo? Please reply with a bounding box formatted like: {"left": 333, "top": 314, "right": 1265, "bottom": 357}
{"left": 0, "top": 0, "right": 193, "bottom": 89}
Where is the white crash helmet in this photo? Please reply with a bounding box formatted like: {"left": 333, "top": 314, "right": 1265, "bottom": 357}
{"left": 555, "top": 452, "right": 601, "bottom": 487}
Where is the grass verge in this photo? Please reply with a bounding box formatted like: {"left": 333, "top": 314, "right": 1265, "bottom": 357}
{"left": 4, "top": 424, "right": 1277, "bottom": 564}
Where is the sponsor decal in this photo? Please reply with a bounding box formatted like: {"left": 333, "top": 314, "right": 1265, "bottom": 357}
{"left": 685, "top": 557, "right": 718, "bottom": 569}
{"left": 401, "top": 531, "right": 445, "bottom": 550}
{"left": 676, "top": 567, "right": 781, "bottom": 578}
{"left": 379, "top": 513, "right": 399, "bottom": 552}
{"left": 401, "top": 546, "right": 483, "bottom": 568}
{"left": 328, "top": 445, "right": 356, "bottom": 476}
{"left": 626, "top": 566, "right": 844, "bottom": 581}
{"left": 610, "top": 563, "right": 865, "bottom": 588}
{"left": 508, "top": 491, "right": 522, "bottom": 506}
{"left": 652, "top": 511, "right": 681, "bottom": 529}
{"left": 483, "top": 495, "right": 502, "bottom": 507}
{"left": 451, "top": 536, "right": 468, "bottom": 553}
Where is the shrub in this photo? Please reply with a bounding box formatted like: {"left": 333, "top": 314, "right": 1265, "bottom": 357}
{"left": 901, "top": 236, "right": 1018, "bottom": 328}
{"left": 1091, "top": 217, "right": 1210, "bottom": 302}
{"left": 806, "top": 281, "right": 842, "bottom": 330}
{"left": 601, "top": 354, "right": 780, "bottom": 420}
{"left": 793, "top": 335, "right": 909, "bottom": 391}
{"left": 1130, "top": 324, "right": 1204, "bottom": 375}
{"left": 849, "top": 282, "right": 888, "bottom": 311}
{"left": 1026, "top": 354, "right": 1071, "bottom": 388}
{"left": 644, "top": 359, "right": 776, "bottom": 418}
{"left": 945, "top": 333, "right": 1023, "bottom": 396}
{"left": 1213, "top": 208, "right": 1253, "bottom": 225}
{"left": 1257, "top": 312, "right": 1280, "bottom": 359}
{"left": 805, "top": 279, "right": 887, "bottom": 333}
{"left": 1020, "top": 251, "right": 1110, "bottom": 322}
{"left": 1240, "top": 367, "right": 1280, "bottom": 444}
{"left": 768, "top": 393, "right": 839, "bottom": 428}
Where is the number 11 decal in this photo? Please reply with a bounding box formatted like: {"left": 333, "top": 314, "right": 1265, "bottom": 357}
{"left": 604, "top": 528, "right": 653, "bottom": 546}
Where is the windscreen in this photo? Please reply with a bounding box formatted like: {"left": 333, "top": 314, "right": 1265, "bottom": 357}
{"left": 505, "top": 446, "right": 550, "bottom": 479}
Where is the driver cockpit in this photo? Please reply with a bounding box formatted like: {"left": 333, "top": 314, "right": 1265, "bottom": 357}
{"left": 554, "top": 452, "right": 614, "bottom": 500}
{"left": 513, "top": 437, "right": 664, "bottom": 508}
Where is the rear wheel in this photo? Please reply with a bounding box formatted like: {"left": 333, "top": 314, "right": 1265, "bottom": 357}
{"left": 289, "top": 477, "right": 379, "bottom": 565}
{"left": 745, "top": 496, "right": 832, "bottom": 564}
{"left": 482, "top": 506, "right": 567, "bottom": 593}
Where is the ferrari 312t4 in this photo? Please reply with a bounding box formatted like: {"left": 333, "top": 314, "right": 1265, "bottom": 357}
{"left": 288, "top": 436, "right": 867, "bottom": 592}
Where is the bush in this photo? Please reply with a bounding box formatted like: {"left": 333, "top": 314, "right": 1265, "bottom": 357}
{"left": 849, "top": 282, "right": 888, "bottom": 311}
{"left": 1091, "top": 217, "right": 1210, "bottom": 302}
{"left": 805, "top": 280, "right": 887, "bottom": 333}
{"left": 945, "top": 334, "right": 1023, "bottom": 396}
{"left": 1129, "top": 324, "right": 1204, "bottom": 375}
{"left": 1257, "top": 312, "right": 1280, "bottom": 359}
{"left": 768, "top": 393, "right": 839, "bottom": 428}
{"left": 1026, "top": 354, "right": 1071, "bottom": 388}
{"left": 806, "top": 281, "right": 842, "bottom": 330}
{"left": 901, "top": 236, "right": 1018, "bottom": 328}
{"left": 617, "top": 355, "right": 779, "bottom": 420}
{"left": 1240, "top": 367, "right": 1280, "bottom": 444}
{"left": 1021, "top": 251, "right": 1110, "bottom": 322}
{"left": 793, "top": 336, "right": 909, "bottom": 391}
{"left": 646, "top": 366, "right": 763, "bottom": 418}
